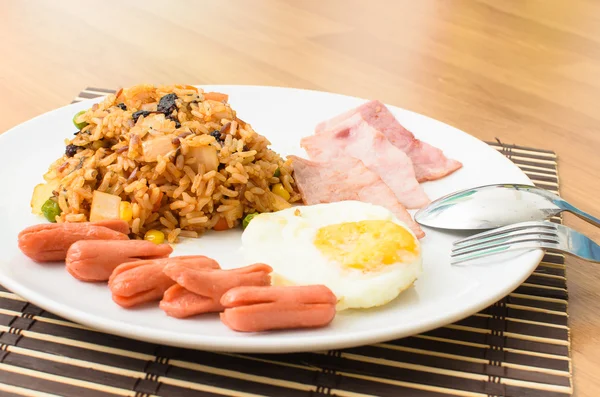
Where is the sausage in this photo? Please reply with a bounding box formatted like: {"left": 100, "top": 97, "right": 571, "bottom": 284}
{"left": 18, "top": 222, "right": 129, "bottom": 262}
{"left": 221, "top": 302, "right": 336, "bottom": 332}
{"left": 162, "top": 263, "right": 272, "bottom": 299}
{"left": 109, "top": 259, "right": 174, "bottom": 308}
{"left": 65, "top": 240, "right": 173, "bottom": 282}
{"left": 19, "top": 220, "right": 129, "bottom": 236}
{"left": 220, "top": 285, "right": 337, "bottom": 306}
{"left": 159, "top": 263, "right": 271, "bottom": 318}
{"left": 109, "top": 255, "right": 220, "bottom": 285}
{"left": 89, "top": 220, "right": 130, "bottom": 235}
{"left": 220, "top": 285, "right": 337, "bottom": 332}
{"left": 112, "top": 287, "right": 169, "bottom": 308}
{"left": 109, "top": 256, "right": 219, "bottom": 308}
{"left": 159, "top": 284, "right": 223, "bottom": 318}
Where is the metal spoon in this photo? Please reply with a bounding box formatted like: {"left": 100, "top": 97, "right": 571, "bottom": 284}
{"left": 414, "top": 184, "right": 600, "bottom": 231}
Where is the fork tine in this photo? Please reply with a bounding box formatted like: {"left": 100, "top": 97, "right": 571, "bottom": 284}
{"left": 451, "top": 221, "right": 562, "bottom": 265}
{"left": 451, "top": 241, "right": 559, "bottom": 265}
{"left": 454, "top": 221, "right": 557, "bottom": 246}
{"left": 452, "top": 235, "right": 560, "bottom": 256}
{"left": 453, "top": 227, "right": 559, "bottom": 252}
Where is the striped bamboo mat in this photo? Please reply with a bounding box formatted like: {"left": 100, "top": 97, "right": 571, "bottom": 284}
{"left": 0, "top": 88, "right": 572, "bottom": 397}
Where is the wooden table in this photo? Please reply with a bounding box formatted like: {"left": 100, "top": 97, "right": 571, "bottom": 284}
{"left": 1, "top": 0, "right": 598, "bottom": 395}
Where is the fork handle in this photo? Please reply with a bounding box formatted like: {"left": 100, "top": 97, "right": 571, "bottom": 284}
{"left": 560, "top": 202, "right": 600, "bottom": 228}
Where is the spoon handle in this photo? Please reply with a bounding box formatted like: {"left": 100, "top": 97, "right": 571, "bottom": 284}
{"left": 560, "top": 201, "right": 600, "bottom": 228}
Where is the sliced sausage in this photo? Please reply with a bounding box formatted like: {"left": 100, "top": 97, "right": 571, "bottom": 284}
{"left": 162, "top": 263, "right": 272, "bottom": 299}
{"left": 220, "top": 285, "right": 337, "bottom": 332}
{"left": 109, "top": 256, "right": 220, "bottom": 308}
{"left": 66, "top": 240, "right": 172, "bottom": 282}
{"left": 220, "top": 302, "right": 336, "bottom": 333}
{"left": 18, "top": 222, "right": 129, "bottom": 262}
{"left": 159, "top": 284, "right": 223, "bottom": 318}
{"left": 90, "top": 219, "right": 130, "bottom": 234}
{"left": 220, "top": 285, "right": 337, "bottom": 306}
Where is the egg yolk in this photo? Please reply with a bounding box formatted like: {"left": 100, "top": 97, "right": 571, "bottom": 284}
{"left": 314, "top": 220, "right": 418, "bottom": 271}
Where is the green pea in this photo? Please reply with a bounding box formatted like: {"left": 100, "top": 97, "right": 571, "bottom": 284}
{"left": 41, "top": 198, "right": 61, "bottom": 223}
{"left": 242, "top": 213, "right": 258, "bottom": 229}
{"left": 73, "top": 110, "right": 89, "bottom": 130}
{"left": 273, "top": 168, "right": 281, "bottom": 178}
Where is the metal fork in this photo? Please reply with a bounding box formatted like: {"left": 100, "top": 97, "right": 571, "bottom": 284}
{"left": 451, "top": 221, "right": 600, "bottom": 265}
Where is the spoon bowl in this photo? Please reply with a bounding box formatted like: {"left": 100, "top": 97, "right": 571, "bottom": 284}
{"left": 415, "top": 184, "right": 600, "bottom": 231}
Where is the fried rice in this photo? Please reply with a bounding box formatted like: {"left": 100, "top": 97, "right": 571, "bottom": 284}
{"left": 37, "top": 84, "right": 301, "bottom": 243}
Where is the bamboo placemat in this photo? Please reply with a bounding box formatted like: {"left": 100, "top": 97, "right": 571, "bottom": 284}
{"left": 0, "top": 88, "right": 572, "bottom": 397}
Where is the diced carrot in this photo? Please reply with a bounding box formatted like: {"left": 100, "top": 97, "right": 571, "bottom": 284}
{"left": 213, "top": 217, "right": 230, "bottom": 231}
{"left": 204, "top": 92, "right": 228, "bottom": 102}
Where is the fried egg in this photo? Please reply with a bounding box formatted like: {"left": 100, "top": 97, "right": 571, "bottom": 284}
{"left": 241, "top": 201, "right": 422, "bottom": 310}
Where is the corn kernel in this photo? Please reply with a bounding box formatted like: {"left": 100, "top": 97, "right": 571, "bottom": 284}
{"left": 119, "top": 201, "right": 133, "bottom": 222}
{"left": 144, "top": 229, "right": 165, "bottom": 245}
{"left": 271, "top": 183, "right": 290, "bottom": 201}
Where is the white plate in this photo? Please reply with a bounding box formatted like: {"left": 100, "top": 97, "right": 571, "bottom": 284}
{"left": 0, "top": 85, "right": 542, "bottom": 353}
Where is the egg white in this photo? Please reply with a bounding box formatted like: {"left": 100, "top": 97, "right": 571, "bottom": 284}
{"left": 241, "top": 201, "right": 422, "bottom": 310}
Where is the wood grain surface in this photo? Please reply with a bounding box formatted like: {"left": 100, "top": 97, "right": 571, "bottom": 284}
{"left": 0, "top": 0, "right": 598, "bottom": 395}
